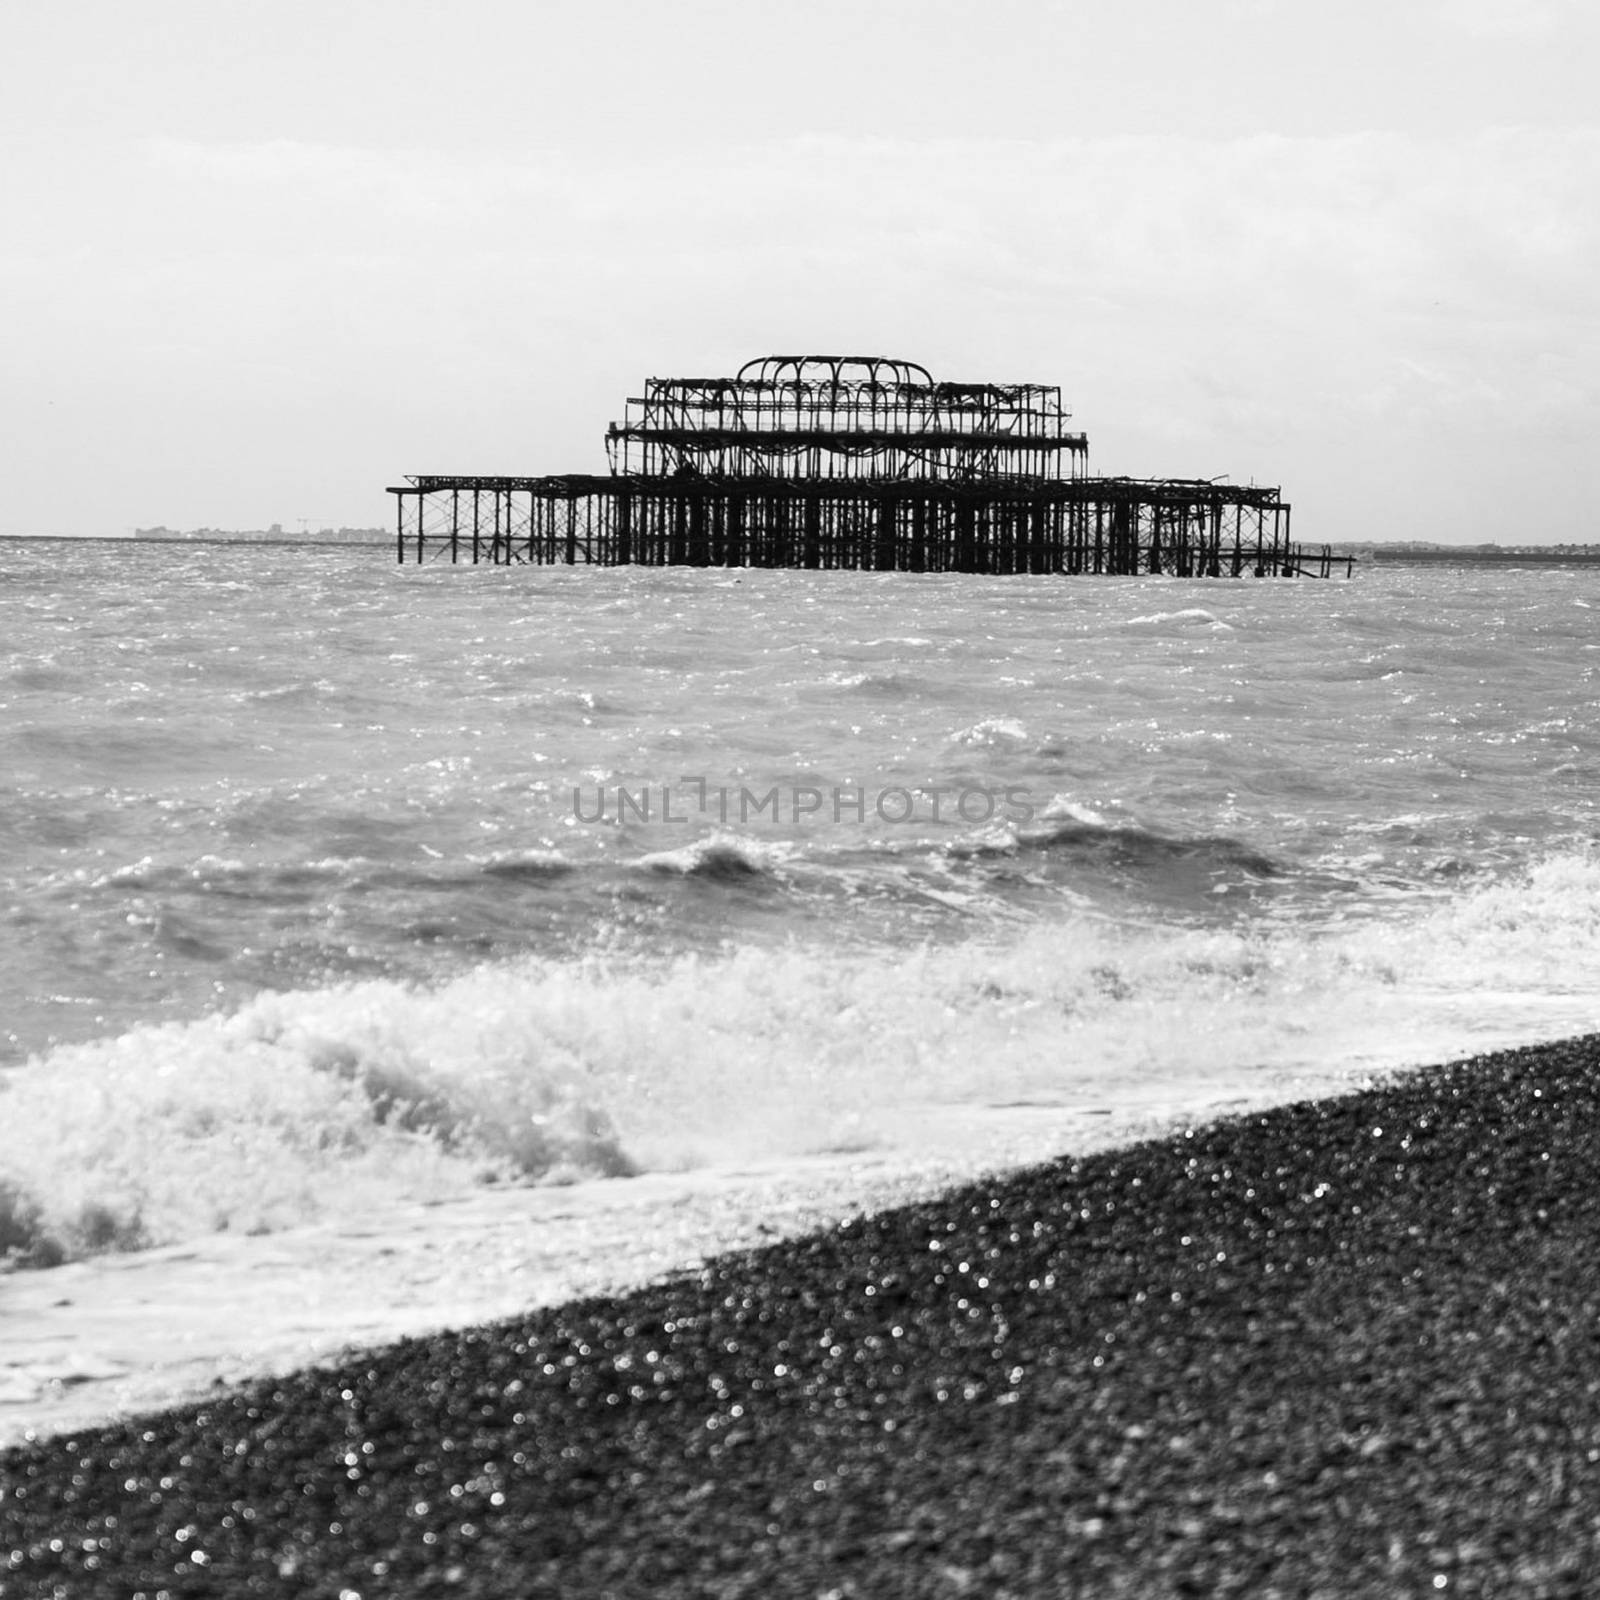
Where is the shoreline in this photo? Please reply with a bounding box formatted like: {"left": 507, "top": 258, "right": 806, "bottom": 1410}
{"left": 6, "top": 1033, "right": 1600, "bottom": 1594}
{"left": 1, "top": 1066, "right": 1366, "bottom": 1449}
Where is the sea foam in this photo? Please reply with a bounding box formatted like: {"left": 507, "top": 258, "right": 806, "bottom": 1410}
{"left": 3, "top": 849, "right": 1597, "bottom": 1268}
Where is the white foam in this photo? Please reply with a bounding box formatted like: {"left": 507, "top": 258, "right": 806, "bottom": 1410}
{"left": 950, "top": 716, "right": 1031, "bottom": 746}
{"left": 1125, "top": 608, "right": 1234, "bottom": 631}
{"left": 1038, "top": 795, "right": 1113, "bottom": 828}
{"left": 2, "top": 849, "right": 1597, "bottom": 1268}
{"left": 634, "top": 834, "right": 788, "bottom": 876}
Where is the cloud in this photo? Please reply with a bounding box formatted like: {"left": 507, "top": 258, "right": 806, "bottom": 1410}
{"left": 6, "top": 127, "right": 1600, "bottom": 536}
{"left": 1435, "top": 0, "right": 1590, "bottom": 36}
{"left": 134, "top": 127, "right": 1600, "bottom": 309}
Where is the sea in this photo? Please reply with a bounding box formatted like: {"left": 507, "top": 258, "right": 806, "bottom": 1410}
{"left": 3, "top": 541, "right": 1599, "bottom": 1266}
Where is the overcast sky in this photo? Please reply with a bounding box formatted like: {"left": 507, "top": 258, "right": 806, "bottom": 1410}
{"left": 4, "top": 0, "right": 1596, "bottom": 541}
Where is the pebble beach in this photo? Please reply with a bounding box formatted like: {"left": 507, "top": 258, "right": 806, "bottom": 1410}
{"left": 6, "top": 1032, "right": 1598, "bottom": 1597}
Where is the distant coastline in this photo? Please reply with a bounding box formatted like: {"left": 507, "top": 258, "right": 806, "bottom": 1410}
{"left": 133, "top": 524, "right": 389, "bottom": 545}
{"left": 1341, "top": 541, "right": 1600, "bottom": 565}
{"left": 0, "top": 526, "right": 390, "bottom": 547}
{"left": 5, "top": 532, "right": 1598, "bottom": 564}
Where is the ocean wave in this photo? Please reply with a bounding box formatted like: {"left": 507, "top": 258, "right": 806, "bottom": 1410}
{"left": 63, "top": 851, "right": 581, "bottom": 903}
{"left": 1124, "top": 608, "right": 1234, "bottom": 632}
{"left": 1039, "top": 797, "right": 1114, "bottom": 828}
{"left": 949, "top": 717, "right": 1031, "bottom": 747}
{"left": 839, "top": 672, "right": 918, "bottom": 698}
{"left": 1022, "top": 819, "right": 1283, "bottom": 877}
{"left": 0, "top": 981, "right": 637, "bottom": 1269}
{"left": 3, "top": 849, "right": 1598, "bottom": 1271}
{"left": 635, "top": 836, "right": 787, "bottom": 880}
{"left": 83, "top": 855, "right": 362, "bottom": 894}
{"left": 234, "top": 679, "right": 338, "bottom": 705}
{"left": 477, "top": 850, "right": 576, "bottom": 882}
{"left": 943, "top": 811, "right": 1280, "bottom": 884}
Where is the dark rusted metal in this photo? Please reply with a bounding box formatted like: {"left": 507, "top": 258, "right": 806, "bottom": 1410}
{"left": 389, "top": 356, "right": 1331, "bottom": 576}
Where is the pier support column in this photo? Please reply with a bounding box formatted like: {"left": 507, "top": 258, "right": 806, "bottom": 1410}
{"left": 616, "top": 492, "right": 631, "bottom": 566}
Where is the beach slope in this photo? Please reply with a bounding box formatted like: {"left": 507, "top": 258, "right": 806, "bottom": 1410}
{"left": 4, "top": 1035, "right": 1598, "bottom": 1597}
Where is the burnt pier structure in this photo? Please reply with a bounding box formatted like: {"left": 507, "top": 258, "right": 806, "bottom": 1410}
{"left": 390, "top": 356, "right": 1334, "bottom": 577}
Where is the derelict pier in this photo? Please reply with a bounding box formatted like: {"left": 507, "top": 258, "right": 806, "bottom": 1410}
{"left": 389, "top": 356, "right": 1333, "bottom": 577}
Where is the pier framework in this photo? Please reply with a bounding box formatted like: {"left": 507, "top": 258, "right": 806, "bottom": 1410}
{"left": 390, "top": 356, "right": 1332, "bottom": 576}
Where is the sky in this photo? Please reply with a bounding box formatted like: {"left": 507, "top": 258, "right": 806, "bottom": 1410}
{"left": 2, "top": 0, "right": 1597, "bottom": 542}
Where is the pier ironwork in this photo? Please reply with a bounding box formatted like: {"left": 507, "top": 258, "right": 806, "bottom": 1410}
{"left": 389, "top": 356, "right": 1332, "bottom": 576}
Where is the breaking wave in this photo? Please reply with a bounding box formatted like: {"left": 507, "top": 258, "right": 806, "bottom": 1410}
{"left": 3, "top": 849, "right": 1598, "bottom": 1269}
{"left": 635, "top": 836, "right": 787, "bottom": 880}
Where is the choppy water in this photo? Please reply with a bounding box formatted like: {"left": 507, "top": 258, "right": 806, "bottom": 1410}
{"left": 3, "top": 542, "right": 1598, "bottom": 1261}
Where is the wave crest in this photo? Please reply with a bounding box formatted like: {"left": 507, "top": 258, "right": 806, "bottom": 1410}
{"left": 4, "top": 849, "right": 1598, "bottom": 1270}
